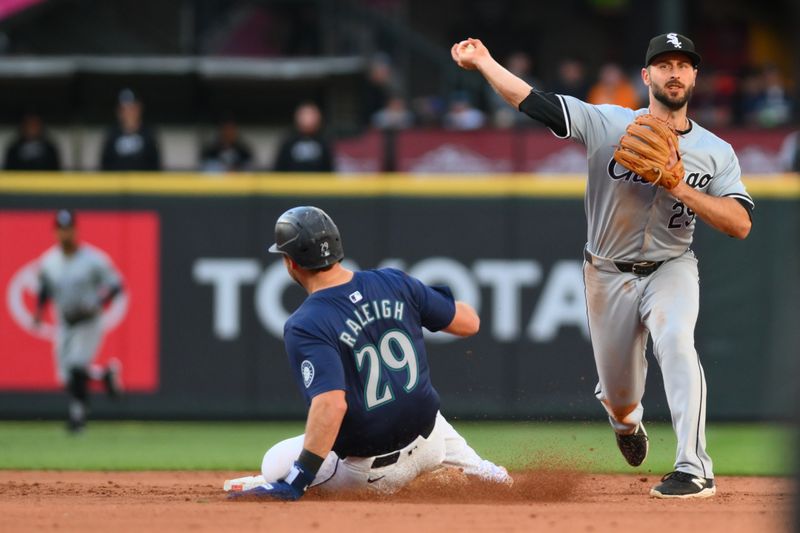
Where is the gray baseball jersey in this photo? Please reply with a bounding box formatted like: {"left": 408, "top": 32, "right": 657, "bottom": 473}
{"left": 521, "top": 93, "right": 755, "bottom": 480}
{"left": 556, "top": 95, "right": 753, "bottom": 261}
{"left": 39, "top": 245, "right": 120, "bottom": 321}
{"left": 38, "top": 245, "right": 120, "bottom": 381}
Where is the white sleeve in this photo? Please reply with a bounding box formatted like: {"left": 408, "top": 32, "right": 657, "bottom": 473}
{"left": 707, "top": 149, "right": 753, "bottom": 209}
{"left": 94, "top": 253, "right": 121, "bottom": 288}
{"left": 559, "top": 96, "right": 636, "bottom": 151}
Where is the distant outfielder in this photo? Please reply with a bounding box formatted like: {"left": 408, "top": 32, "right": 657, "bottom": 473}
{"left": 34, "top": 210, "right": 123, "bottom": 433}
{"left": 452, "top": 33, "right": 753, "bottom": 498}
{"left": 225, "top": 206, "right": 511, "bottom": 499}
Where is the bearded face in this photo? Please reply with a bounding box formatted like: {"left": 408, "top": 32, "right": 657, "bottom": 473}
{"left": 652, "top": 77, "right": 695, "bottom": 110}
{"left": 646, "top": 56, "right": 696, "bottom": 112}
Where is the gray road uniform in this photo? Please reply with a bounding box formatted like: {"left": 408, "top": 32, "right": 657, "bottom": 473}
{"left": 520, "top": 90, "right": 754, "bottom": 479}
{"left": 38, "top": 245, "right": 122, "bottom": 382}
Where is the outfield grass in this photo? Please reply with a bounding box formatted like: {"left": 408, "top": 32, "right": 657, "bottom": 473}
{"left": 0, "top": 421, "right": 793, "bottom": 476}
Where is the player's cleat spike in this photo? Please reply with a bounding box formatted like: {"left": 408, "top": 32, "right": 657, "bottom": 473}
{"left": 650, "top": 471, "right": 716, "bottom": 499}
{"left": 227, "top": 483, "right": 274, "bottom": 498}
{"left": 103, "top": 359, "right": 123, "bottom": 399}
{"left": 615, "top": 423, "right": 649, "bottom": 467}
{"left": 223, "top": 475, "right": 267, "bottom": 492}
{"left": 227, "top": 482, "right": 301, "bottom": 501}
{"left": 473, "top": 461, "right": 514, "bottom": 486}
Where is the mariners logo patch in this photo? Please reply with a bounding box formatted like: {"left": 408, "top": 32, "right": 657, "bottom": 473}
{"left": 301, "top": 360, "right": 315, "bottom": 388}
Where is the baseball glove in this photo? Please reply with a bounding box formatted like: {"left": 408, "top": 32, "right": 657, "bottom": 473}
{"left": 613, "top": 114, "right": 684, "bottom": 189}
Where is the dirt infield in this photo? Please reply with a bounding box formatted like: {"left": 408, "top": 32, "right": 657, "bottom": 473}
{"left": 0, "top": 470, "right": 792, "bottom": 532}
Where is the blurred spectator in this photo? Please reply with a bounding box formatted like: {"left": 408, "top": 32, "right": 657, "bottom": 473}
{"left": 362, "top": 53, "right": 396, "bottom": 125}
{"left": 587, "top": 63, "right": 641, "bottom": 109}
{"left": 4, "top": 112, "right": 61, "bottom": 171}
{"left": 371, "top": 95, "right": 415, "bottom": 130}
{"left": 200, "top": 116, "right": 254, "bottom": 173}
{"left": 411, "top": 95, "right": 446, "bottom": 127}
{"left": 736, "top": 67, "right": 764, "bottom": 126}
{"left": 100, "top": 89, "right": 161, "bottom": 171}
{"left": 273, "top": 102, "right": 334, "bottom": 172}
{"left": 752, "top": 65, "right": 793, "bottom": 128}
{"left": 490, "top": 51, "right": 541, "bottom": 127}
{"left": 691, "top": 70, "right": 736, "bottom": 128}
{"left": 780, "top": 130, "right": 800, "bottom": 172}
{"left": 443, "top": 91, "right": 486, "bottom": 130}
{"left": 551, "top": 58, "right": 591, "bottom": 101}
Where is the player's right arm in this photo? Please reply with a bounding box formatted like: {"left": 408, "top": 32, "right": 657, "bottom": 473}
{"left": 284, "top": 323, "right": 348, "bottom": 458}
{"left": 303, "top": 389, "right": 347, "bottom": 458}
{"left": 451, "top": 38, "right": 532, "bottom": 109}
{"left": 257, "top": 321, "right": 347, "bottom": 501}
{"left": 451, "top": 38, "right": 578, "bottom": 140}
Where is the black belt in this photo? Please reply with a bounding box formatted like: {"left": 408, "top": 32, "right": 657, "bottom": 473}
{"left": 62, "top": 310, "right": 99, "bottom": 326}
{"left": 583, "top": 249, "right": 664, "bottom": 277}
{"left": 370, "top": 416, "right": 436, "bottom": 469}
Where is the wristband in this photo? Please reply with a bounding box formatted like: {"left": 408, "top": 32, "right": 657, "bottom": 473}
{"left": 281, "top": 448, "right": 325, "bottom": 496}
{"left": 297, "top": 448, "right": 324, "bottom": 478}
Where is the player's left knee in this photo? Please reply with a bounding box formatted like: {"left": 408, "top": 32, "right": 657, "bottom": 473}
{"left": 654, "top": 328, "right": 695, "bottom": 358}
{"left": 261, "top": 435, "right": 305, "bottom": 482}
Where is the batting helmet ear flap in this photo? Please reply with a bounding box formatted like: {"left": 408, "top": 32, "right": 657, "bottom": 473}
{"left": 268, "top": 206, "right": 344, "bottom": 270}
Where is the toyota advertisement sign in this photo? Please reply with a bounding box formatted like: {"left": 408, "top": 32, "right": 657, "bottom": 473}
{"left": 0, "top": 190, "right": 794, "bottom": 420}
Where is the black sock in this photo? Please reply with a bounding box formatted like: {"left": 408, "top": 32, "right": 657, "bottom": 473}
{"left": 67, "top": 368, "right": 89, "bottom": 422}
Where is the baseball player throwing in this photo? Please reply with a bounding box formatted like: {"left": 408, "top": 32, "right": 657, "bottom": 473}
{"left": 225, "top": 206, "right": 511, "bottom": 499}
{"left": 34, "top": 210, "right": 124, "bottom": 433}
{"left": 452, "top": 33, "right": 752, "bottom": 498}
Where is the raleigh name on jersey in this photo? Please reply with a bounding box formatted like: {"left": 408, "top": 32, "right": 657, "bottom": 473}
{"left": 282, "top": 268, "right": 456, "bottom": 459}
{"left": 555, "top": 95, "right": 754, "bottom": 262}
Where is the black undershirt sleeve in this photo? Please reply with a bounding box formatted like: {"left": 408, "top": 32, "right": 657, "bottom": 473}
{"left": 518, "top": 89, "right": 568, "bottom": 138}
{"left": 101, "top": 284, "right": 123, "bottom": 307}
{"left": 734, "top": 198, "right": 753, "bottom": 222}
{"left": 37, "top": 280, "right": 50, "bottom": 309}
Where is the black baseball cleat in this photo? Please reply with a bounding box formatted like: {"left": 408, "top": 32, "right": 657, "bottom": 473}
{"left": 103, "top": 359, "right": 123, "bottom": 399}
{"left": 66, "top": 418, "right": 86, "bottom": 434}
{"left": 615, "top": 423, "right": 649, "bottom": 467}
{"left": 650, "top": 471, "right": 716, "bottom": 499}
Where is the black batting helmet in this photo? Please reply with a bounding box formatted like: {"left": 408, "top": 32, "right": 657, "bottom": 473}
{"left": 268, "top": 206, "right": 344, "bottom": 270}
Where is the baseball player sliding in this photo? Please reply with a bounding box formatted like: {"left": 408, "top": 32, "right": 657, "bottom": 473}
{"left": 225, "top": 206, "right": 511, "bottom": 499}
{"left": 34, "top": 210, "right": 124, "bottom": 433}
{"left": 452, "top": 33, "right": 752, "bottom": 498}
